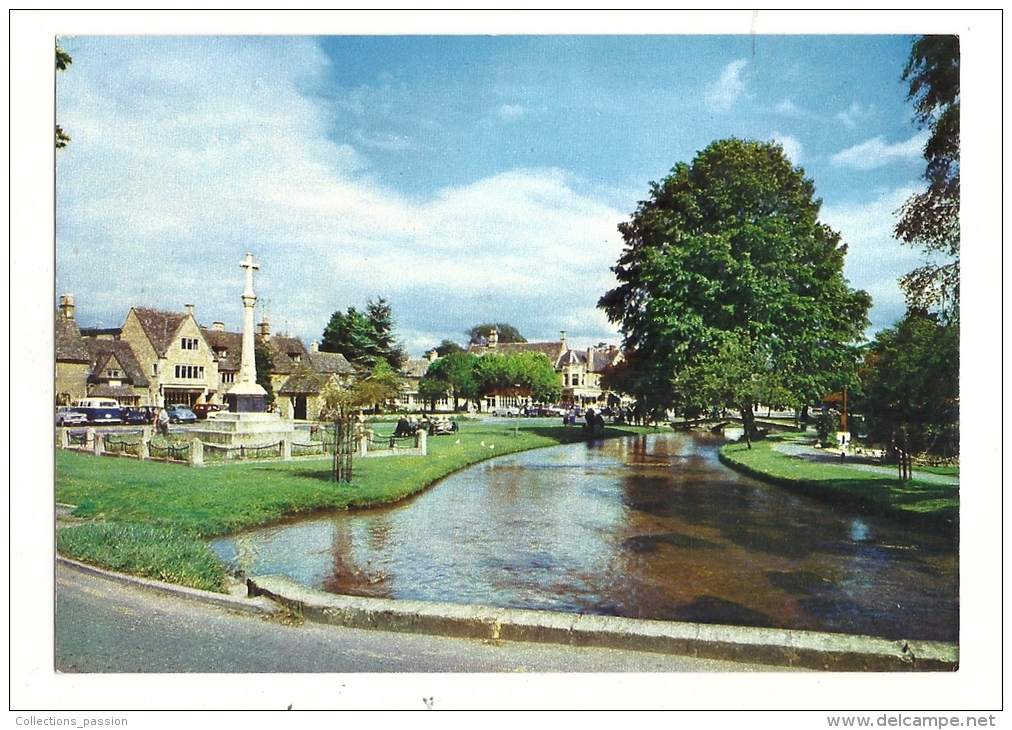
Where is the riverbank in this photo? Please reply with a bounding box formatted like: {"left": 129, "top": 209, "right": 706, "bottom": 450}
{"left": 718, "top": 435, "right": 958, "bottom": 528}
{"left": 56, "top": 421, "right": 658, "bottom": 590}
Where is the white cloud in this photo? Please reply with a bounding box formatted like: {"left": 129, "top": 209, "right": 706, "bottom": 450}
{"left": 705, "top": 59, "right": 748, "bottom": 112}
{"left": 56, "top": 38, "right": 628, "bottom": 354}
{"left": 821, "top": 186, "right": 927, "bottom": 331}
{"left": 830, "top": 132, "right": 928, "bottom": 170}
{"left": 772, "top": 134, "right": 803, "bottom": 165}
{"left": 497, "top": 103, "right": 525, "bottom": 120}
{"left": 836, "top": 101, "right": 873, "bottom": 128}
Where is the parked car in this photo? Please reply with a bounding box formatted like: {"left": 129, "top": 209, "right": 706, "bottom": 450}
{"left": 124, "top": 406, "right": 156, "bottom": 425}
{"left": 192, "top": 403, "right": 222, "bottom": 420}
{"left": 166, "top": 404, "right": 198, "bottom": 424}
{"left": 490, "top": 407, "right": 519, "bottom": 417}
{"left": 55, "top": 407, "right": 88, "bottom": 427}
{"left": 72, "top": 397, "right": 124, "bottom": 424}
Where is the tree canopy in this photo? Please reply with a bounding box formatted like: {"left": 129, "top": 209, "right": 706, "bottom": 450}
{"left": 857, "top": 309, "right": 958, "bottom": 458}
{"left": 895, "top": 35, "right": 960, "bottom": 316}
{"left": 321, "top": 298, "right": 407, "bottom": 370}
{"left": 599, "top": 138, "right": 871, "bottom": 442}
{"left": 429, "top": 339, "right": 464, "bottom": 358}
{"left": 467, "top": 323, "right": 527, "bottom": 345}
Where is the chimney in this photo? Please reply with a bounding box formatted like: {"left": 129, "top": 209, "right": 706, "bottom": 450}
{"left": 427, "top": 349, "right": 438, "bottom": 362}
{"left": 259, "top": 315, "right": 271, "bottom": 339}
{"left": 560, "top": 330, "right": 568, "bottom": 349}
{"left": 59, "top": 294, "right": 75, "bottom": 320}
{"left": 185, "top": 304, "right": 195, "bottom": 318}
{"left": 587, "top": 346, "right": 594, "bottom": 368}
{"left": 488, "top": 329, "right": 498, "bottom": 348}
{"left": 212, "top": 321, "right": 226, "bottom": 331}
{"left": 310, "top": 341, "right": 319, "bottom": 353}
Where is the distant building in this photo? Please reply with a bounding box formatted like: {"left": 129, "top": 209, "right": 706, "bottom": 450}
{"left": 467, "top": 330, "right": 624, "bottom": 411}
{"left": 55, "top": 296, "right": 91, "bottom": 405}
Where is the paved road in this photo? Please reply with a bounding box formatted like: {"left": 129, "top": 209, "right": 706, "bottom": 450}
{"left": 56, "top": 563, "right": 779, "bottom": 673}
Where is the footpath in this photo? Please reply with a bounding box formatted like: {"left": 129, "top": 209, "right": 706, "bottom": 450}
{"left": 770, "top": 441, "right": 959, "bottom": 485}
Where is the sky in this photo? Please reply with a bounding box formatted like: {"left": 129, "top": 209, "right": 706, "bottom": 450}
{"left": 56, "top": 31, "right": 945, "bottom": 356}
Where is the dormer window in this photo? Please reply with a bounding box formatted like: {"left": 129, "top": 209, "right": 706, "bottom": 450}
{"left": 290, "top": 353, "right": 301, "bottom": 363}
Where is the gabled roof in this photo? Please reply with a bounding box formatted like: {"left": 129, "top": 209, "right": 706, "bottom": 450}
{"left": 55, "top": 312, "right": 92, "bottom": 363}
{"left": 84, "top": 339, "right": 150, "bottom": 387}
{"left": 308, "top": 350, "right": 356, "bottom": 376}
{"left": 129, "top": 308, "right": 190, "bottom": 357}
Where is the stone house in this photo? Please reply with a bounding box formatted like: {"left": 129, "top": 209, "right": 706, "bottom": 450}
{"left": 275, "top": 342, "right": 356, "bottom": 421}
{"left": 55, "top": 296, "right": 91, "bottom": 405}
{"left": 397, "top": 352, "right": 454, "bottom": 413}
{"left": 83, "top": 338, "right": 150, "bottom": 406}
{"left": 119, "top": 305, "right": 218, "bottom": 407}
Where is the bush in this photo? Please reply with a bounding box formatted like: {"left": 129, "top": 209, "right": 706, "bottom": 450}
{"left": 816, "top": 410, "right": 840, "bottom": 447}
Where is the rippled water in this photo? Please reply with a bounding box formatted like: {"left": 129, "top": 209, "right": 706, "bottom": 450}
{"left": 211, "top": 431, "right": 958, "bottom": 641}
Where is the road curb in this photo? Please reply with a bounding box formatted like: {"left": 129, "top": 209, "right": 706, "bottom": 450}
{"left": 247, "top": 574, "right": 958, "bottom": 672}
{"left": 57, "top": 556, "right": 279, "bottom": 616}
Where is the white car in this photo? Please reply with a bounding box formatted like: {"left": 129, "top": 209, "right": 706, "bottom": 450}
{"left": 56, "top": 407, "right": 88, "bottom": 426}
{"left": 490, "top": 407, "right": 519, "bottom": 417}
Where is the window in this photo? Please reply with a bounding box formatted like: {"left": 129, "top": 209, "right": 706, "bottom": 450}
{"left": 221, "top": 372, "right": 235, "bottom": 384}
{"left": 152, "top": 363, "right": 158, "bottom": 376}
{"left": 174, "top": 365, "right": 205, "bottom": 379}
{"left": 181, "top": 337, "right": 199, "bottom": 350}
{"left": 105, "top": 369, "right": 121, "bottom": 378}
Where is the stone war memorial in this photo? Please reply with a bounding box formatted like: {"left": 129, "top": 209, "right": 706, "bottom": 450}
{"left": 192, "top": 253, "right": 295, "bottom": 447}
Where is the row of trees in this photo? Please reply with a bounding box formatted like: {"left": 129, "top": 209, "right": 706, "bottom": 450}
{"left": 418, "top": 350, "right": 561, "bottom": 413}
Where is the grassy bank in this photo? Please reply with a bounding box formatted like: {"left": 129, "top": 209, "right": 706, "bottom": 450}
{"left": 56, "top": 422, "right": 655, "bottom": 589}
{"left": 719, "top": 436, "right": 958, "bottom": 527}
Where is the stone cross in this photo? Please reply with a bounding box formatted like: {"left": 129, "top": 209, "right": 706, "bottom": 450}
{"left": 240, "top": 253, "right": 259, "bottom": 299}
{"left": 238, "top": 253, "right": 263, "bottom": 390}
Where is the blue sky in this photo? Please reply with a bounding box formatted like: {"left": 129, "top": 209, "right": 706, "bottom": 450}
{"left": 57, "top": 32, "right": 943, "bottom": 355}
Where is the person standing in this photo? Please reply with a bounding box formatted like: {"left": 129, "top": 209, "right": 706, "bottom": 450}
{"left": 156, "top": 407, "right": 170, "bottom": 437}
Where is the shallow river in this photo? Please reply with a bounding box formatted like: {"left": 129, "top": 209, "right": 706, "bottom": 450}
{"left": 211, "top": 431, "right": 958, "bottom": 641}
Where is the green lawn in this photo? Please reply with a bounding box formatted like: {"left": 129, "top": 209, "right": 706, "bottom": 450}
{"left": 719, "top": 436, "right": 958, "bottom": 526}
{"left": 57, "top": 421, "right": 656, "bottom": 590}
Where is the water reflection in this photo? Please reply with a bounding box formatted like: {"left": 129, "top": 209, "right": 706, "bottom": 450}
{"left": 211, "top": 431, "right": 957, "bottom": 641}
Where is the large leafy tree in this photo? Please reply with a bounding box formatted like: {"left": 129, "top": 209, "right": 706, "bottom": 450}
{"left": 321, "top": 298, "right": 407, "bottom": 370}
{"left": 857, "top": 309, "right": 959, "bottom": 459}
{"left": 895, "top": 35, "right": 960, "bottom": 316}
{"left": 467, "top": 323, "right": 527, "bottom": 345}
{"left": 599, "top": 139, "right": 871, "bottom": 444}
{"left": 421, "top": 351, "right": 479, "bottom": 411}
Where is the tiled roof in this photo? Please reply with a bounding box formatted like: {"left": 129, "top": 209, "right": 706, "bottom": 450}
{"left": 400, "top": 358, "right": 433, "bottom": 379}
{"left": 55, "top": 313, "right": 92, "bottom": 363}
{"left": 84, "top": 339, "right": 150, "bottom": 387}
{"left": 308, "top": 350, "right": 356, "bottom": 376}
{"left": 200, "top": 328, "right": 243, "bottom": 372}
{"left": 131, "top": 308, "right": 189, "bottom": 357}
{"left": 278, "top": 372, "right": 334, "bottom": 396}
{"left": 88, "top": 384, "right": 140, "bottom": 399}
{"left": 261, "top": 335, "right": 311, "bottom": 375}
{"left": 467, "top": 341, "right": 566, "bottom": 367}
